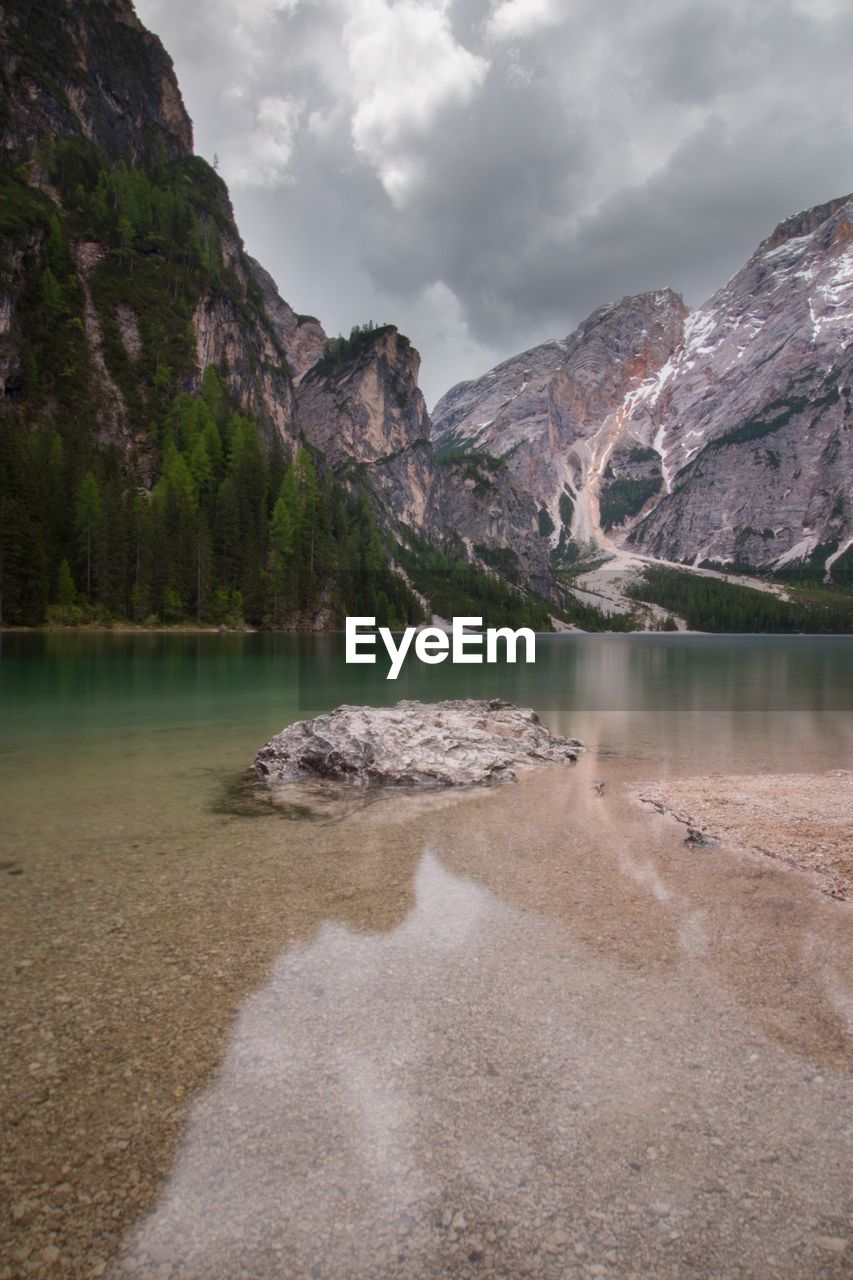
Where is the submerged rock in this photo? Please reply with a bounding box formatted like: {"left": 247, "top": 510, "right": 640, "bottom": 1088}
{"left": 254, "top": 699, "right": 582, "bottom": 789}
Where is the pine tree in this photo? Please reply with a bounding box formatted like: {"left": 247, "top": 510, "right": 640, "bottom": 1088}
{"left": 75, "top": 471, "right": 102, "bottom": 601}
{"left": 40, "top": 267, "right": 67, "bottom": 329}
{"left": 56, "top": 559, "right": 77, "bottom": 607}
{"left": 266, "top": 480, "right": 296, "bottom": 626}
{"left": 152, "top": 446, "right": 198, "bottom": 617}
{"left": 225, "top": 414, "right": 269, "bottom": 617}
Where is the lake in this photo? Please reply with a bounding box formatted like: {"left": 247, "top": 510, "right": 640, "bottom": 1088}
{"left": 1, "top": 633, "right": 851, "bottom": 1279}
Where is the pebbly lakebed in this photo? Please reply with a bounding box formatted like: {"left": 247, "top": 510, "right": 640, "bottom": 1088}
{"left": 1, "top": 631, "right": 851, "bottom": 1279}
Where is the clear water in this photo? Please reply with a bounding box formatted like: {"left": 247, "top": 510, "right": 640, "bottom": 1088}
{"left": 1, "top": 633, "right": 851, "bottom": 1279}
{"left": 1, "top": 632, "right": 851, "bottom": 859}
{"left": 2, "top": 630, "right": 852, "bottom": 779}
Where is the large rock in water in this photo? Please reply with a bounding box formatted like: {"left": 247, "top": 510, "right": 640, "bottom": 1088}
{"left": 254, "top": 700, "right": 582, "bottom": 788}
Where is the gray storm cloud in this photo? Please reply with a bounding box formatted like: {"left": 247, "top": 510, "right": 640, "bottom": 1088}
{"left": 134, "top": 0, "right": 853, "bottom": 404}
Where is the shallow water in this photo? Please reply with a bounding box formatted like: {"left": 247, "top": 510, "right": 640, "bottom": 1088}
{"left": 1, "top": 633, "right": 851, "bottom": 1279}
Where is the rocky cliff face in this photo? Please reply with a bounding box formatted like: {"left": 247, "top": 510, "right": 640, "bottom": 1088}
{"left": 433, "top": 292, "right": 687, "bottom": 547}
{"left": 298, "top": 326, "right": 430, "bottom": 465}
{"left": 248, "top": 257, "right": 326, "bottom": 383}
{"left": 626, "top": 196, "right": 852, "bottom": 572}
{"left": 297, "top": 326, "right": 554, "bottom": 595}
{"left": 0, "top": 0, "right": 193, "bottom": 167}
{"left": 0, "top": 0, "right": 308, "bottom": 455}
{"left": 433, "top": 197, "right": 852, "bottom": 577}
{"left": 189, "top": 230, "right": 300, "bottom": 452}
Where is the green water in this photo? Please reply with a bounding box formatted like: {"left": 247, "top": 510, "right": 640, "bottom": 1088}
{"left": 2, "top": 630, "right": 852, "bottom": 732}
{"left": 1, "top": 630, "right": 851, "bottom": 861}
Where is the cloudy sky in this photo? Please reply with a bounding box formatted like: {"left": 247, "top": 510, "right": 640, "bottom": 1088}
{"left": 135, "top": 0, "right": 852, "bottom": 405}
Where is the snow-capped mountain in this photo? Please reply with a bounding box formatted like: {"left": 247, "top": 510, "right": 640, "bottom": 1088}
{"left": 432, "top": 195, "right": 852, "bottom": 578}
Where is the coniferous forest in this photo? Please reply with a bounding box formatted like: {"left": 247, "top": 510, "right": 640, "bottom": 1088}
{"left": 1, "top": 360, "right": 427, "bottom": 628}
{"left": 0, "top": 136, "right": 430, "bottom": 629}
{"left": 629, "top": 567, "right": 853, "bottom": 634}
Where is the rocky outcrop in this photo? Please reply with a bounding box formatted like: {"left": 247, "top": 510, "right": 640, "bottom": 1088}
{"left": 298, "top": 326, "right": 430, "bottom": 465}
{"left": 297, "top": 326, "right": 555, "bottom": 593}
{"left": 0, "top": 0, "right": 194, "bottom": 168}
{"left": 433, "top": 197, "right": 852, "bottom": 577}
{"left": 248, "top": 257, "right": 326, "bottom": 382}
{"left": 255, "top": 699, "right": 582, "bottom": 788}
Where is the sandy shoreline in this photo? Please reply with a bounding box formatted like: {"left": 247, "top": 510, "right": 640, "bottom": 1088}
{"left": 636, "top": 770, "right": 853, "bottom": 899}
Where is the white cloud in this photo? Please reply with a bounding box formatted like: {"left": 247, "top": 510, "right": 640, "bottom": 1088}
{"left": 792, "top": 0, "right": 850, "bottom": 19}
{"left": 220, "top": 94, "right": 304, "bottom": 188}
{"left": 141, "top": 0, "right": 300, "bottom": 69}
{"left": 343, "top": 0, "right": 488, "bottom": 206}
{"left": 306, "top": 104, "right": 343, "bottom": 141}
{"left": 485, "top": 0, "right": 562, "bottom": 42}
{"left": 136, "top": 0, "right": 853, "bottom": 395}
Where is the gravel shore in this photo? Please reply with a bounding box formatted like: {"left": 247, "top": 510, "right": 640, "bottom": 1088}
{"left": 637, "top": 771, "right": 853, "bottom": 899}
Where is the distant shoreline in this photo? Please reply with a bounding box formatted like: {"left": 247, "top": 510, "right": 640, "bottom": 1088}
{"left": 2, "top": 624, "right": 852, "bottom": 637}
{"left": 0, "top": 623, "right": 257, "bottom": 635}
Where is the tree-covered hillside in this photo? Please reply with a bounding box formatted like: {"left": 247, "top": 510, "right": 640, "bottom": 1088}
{"left": 0, "top": 133, "right": 433, "bottom": 628}
{"left": 629, "top": 567, "right": 853, "bottom": 633}
{"left": 1, "top": 358, "right": 425, "bottom": 628}
{"left": 0, "top": 4, "right": 554, "bottom": 633}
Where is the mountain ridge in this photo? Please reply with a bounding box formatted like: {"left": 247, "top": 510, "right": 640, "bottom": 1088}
{"left": 0, "top": 0, "right": 549, "bottom": 630}
{"left": 433, "top": 194, "right": 852, "bottom": 582}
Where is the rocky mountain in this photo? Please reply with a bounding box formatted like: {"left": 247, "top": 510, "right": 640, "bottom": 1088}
{"left": 626, "top": 197, "right": 852, "bottom": 573}
{"left": 433, "top": 291, "right": 687, "bottom": 551}
{"left": 433, "top": 197, "right": 852, "bottom": 580}
{"left": 1, "top": 0, "right": 848, "bottom": 634}
{"left": 297, "top": 324, "right": 554, "bottom": 597}
{"left": 0, "top": 0, "right": 548, "bottom": 628}
{"left": 0, "top": 0, "right": 304, "bottom": 458}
